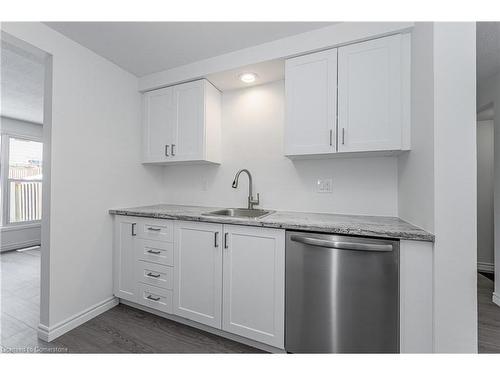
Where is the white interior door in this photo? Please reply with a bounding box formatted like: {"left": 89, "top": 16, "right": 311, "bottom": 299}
{"left": 173, "top": 221, "right": 223, "bottom": 328}
{"left": 171, "top": 80, "right": 204, "bottom": 161}
{"left": 222, "top": 225, "right": 285, "bottom": 348}
{"left": 143, "top": 87, "right": 176, "bottom": 161}
{"left": 285, "top": 48, "right": 337, "bottom": 156}
{"left": 338, "top": 34, "right": 402, "bottom": 152}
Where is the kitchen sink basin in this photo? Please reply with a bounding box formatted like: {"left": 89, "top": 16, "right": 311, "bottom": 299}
{"left": 203, "top": 208, "right": 274, "bottom": 219}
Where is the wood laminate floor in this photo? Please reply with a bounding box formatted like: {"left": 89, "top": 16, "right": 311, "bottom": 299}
{"left": 477, "top": 273, "right": 500, "bottom": 353}
{"left": 2, "top": 249, "right": 500, "bottom": 353}
{"left": 0, "top": 249, "right": 261, "bottom": 353}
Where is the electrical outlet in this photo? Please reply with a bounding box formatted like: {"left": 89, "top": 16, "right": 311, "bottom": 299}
{"left": 317, "top": 178, "right": 333, "bottom": 193}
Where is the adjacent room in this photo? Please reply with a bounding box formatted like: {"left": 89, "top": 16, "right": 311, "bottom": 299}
{"left": 1, "top": 38, "right": 45, "bottom": 348}
{"left": 476, "top": 21, "right": 500, "bottom": 353}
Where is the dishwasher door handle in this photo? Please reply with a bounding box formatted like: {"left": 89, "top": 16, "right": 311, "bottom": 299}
{"left": 290, "top": 235, "right": 393, "bottom": 252}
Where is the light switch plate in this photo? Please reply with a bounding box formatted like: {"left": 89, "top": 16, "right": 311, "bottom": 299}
{"left": 317, "top": 178, "right": 333, "bottom": 193}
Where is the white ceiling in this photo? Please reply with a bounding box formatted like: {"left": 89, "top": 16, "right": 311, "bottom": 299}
{"left": 1, "top": 41, "right": 45, "bottom": 124}
{"left": 206, "top": 59, "right": 285, "bottom": 91}
{"left": 44, "top": 22, "right": 334, "bottom": 77}
{"left": 477, "top": 22, "right": 500, "bottom": 87}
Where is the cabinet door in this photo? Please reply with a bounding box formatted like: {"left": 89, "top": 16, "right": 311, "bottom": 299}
{"left": 173, "top": 221, "right": 223, "bottom": 328}
{"left": 113, "top": 217, "right": 138, "bottom": 302}
{"left": 338, "top": 34, "right": 402, "bottom": 152}
{"left": 143, "top": 87, "right": 176, "bottom": 162}
{"left": 285, "top": 48, "right": 337, "bottom": 156}
{"left": 222, "top": 225, "right": 285, "bottom": 348}
{"left": 171, "top": 80, "right": 204, "bottom": 161}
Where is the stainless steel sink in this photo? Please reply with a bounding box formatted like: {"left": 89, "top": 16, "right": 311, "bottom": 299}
{"left": 203, "top": 208, "right": 274, "bottom": 219}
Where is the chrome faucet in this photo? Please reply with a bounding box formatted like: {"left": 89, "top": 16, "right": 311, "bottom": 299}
{"left": 232, "top": 169, "right": 260, "bottom": 210}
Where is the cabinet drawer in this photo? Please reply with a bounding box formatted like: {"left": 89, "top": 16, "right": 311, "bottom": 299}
{"left": 136, "top": 261, "right": 173, "bottom": 290}
{"left": 137, "top": 283, "right": 173, "bottom": 314}
{"left": 136, "top": 239, "right": 174, "bottom": 266}
{"left": 137, "top": 219, "right": 173, "bottom": 242}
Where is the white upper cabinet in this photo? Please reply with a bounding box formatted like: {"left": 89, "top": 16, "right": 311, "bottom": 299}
{"left": 142, "top": 79, "right": 221, "bottom": 164}
{"left": 143, "top": 86, "right": 175, "bottom": 162}
{"left": 338, "top": 34, "right": 407, "bottom": 152}
{"left": 172, "top": 81, "right": 204, "bottom": 161}
{"left": 284, "top": 34, "right": 410, "bottom": 157}
{"left": 285, "top": 49, "right": 337, "bottom": 156}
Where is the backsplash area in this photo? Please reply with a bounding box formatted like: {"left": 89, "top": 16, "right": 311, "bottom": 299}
{"left": 161, "top": 80, "right": 398, "bottom": 216}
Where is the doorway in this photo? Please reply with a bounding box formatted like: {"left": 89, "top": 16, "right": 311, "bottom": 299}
{"left": 476, "top": 21, "right": 500, "bottom": 353}
{"left": 1, "top": 32, "right": 53, "bottom": 351}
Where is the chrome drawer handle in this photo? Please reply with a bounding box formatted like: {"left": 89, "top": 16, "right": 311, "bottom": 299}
{"left": 146, "top": 295, "right": 160, "bottom": 301}
{"left": 147, "top": 272, "right": 161, "bottom": 278}
{"left": 147, "top": 249, "right": 161, "bottom": 255}
{"left": 147, "top": 227, "right": 161, "bottom": 231}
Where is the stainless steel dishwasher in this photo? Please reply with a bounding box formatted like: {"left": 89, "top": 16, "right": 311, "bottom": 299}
{"left": 285, "top": 231, "right": 399, "bottom": 353}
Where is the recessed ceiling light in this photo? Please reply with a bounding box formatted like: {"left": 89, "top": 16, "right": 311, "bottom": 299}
{"left": 239, "top": 72, "right": 258, "bottom": 83}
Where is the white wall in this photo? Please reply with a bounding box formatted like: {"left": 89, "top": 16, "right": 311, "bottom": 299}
{"left": 1, "top": 23, "right": 165, "bottom": 329}
{"left": 477, "top": 120, "right": 494, "bottom": 270}
{"left": 398, "top": 23, "right": 435, "bottom": 233}
{"left": 432, "top": 22, "right": 477, "bottom": 352}
{"left": 161, "top": 80, "right": 399, "bottom": 216}
{"left": 398, "top": 22, "right": 478, "bottom": 352}
{"left": 477, "top": 72, "right": 500, "bottom": 305}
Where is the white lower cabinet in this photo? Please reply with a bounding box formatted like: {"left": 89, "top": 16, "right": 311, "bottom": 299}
{"left": 222, "top": 225, "right": 285, "bottom": 348}
{"left": 113, "top": 216, "right": 175, "bottom": 307}
{"left": 173, "top": 221, "right": 223, "bottom": 328}
{"left": 137, "top": 283, "right": 173, "bottom": 314}
{"left": 114, "top": 216, "right": 285, "bottom": 349}
{"left": 113, "top": 216, "right": 138, "bottom": 301}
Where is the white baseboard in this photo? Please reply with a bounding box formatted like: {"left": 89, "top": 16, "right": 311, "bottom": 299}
{"left": 38, "top": 297, "right": 118, "bottom": 342}
{"left": 477, "top": 262, "right": 494, "bottom": 273}
{"left": 493, "top": 292, "right": 500, "bottom": 308}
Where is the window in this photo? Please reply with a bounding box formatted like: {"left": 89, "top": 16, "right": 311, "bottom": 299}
{"left": 3, "top": 136, "right": 43, "bottom": 224}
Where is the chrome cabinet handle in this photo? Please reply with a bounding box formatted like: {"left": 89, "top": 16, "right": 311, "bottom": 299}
{"left": 131, "top": 223, "right": 137, "bottom": 236}
{"left": 147, "top": 272, "right": 161, "bottom": 278}
{"left": 342, "top": 128, "right": 345, "bottom": 145}
{"left": 147, "top": 249, "right": 161, "bottom": 254}
{"left": 214, "top": 232, "right": 219, "bottom": 248}
{"left": 171, "top": 144, "right": 176, "bottom": 156}
{"left": 147, "top": 227, "right": 161, "bottom": 231}
{"left": 224, "top": 233, "right": 229, "bottom": 249}
{"left": 147, "top": 295, "right": 160, "bottom": 301}
{"left": 329, "top": 129, "right": 333, "bottom": 146}
{"left": 165, "top": 145, "right": 169, "bottom": 156}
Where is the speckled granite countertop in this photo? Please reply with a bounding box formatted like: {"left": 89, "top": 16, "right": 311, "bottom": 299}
{"left": 109, "top": 204, "right": 434, "bottom": 242}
